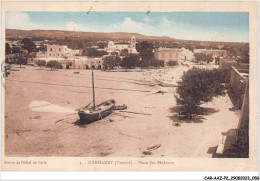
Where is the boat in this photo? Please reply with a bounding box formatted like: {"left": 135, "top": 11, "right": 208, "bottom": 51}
{"left": 78, "top": 99, "right": 115, "bottom": 124}
{"left": 77, "top": 61, "right": 115, "bottom": 124}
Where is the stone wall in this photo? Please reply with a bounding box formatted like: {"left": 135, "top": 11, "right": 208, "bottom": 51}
{"left": 230, "top": 66, "right": 248, "bottom": 109}
{"left": 237, "top": 81, "right": 249, "bottom": 129}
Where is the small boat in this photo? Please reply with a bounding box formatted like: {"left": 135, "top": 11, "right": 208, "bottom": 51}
{"left": 78, "top": 60, "right": 115, "bottom": 124}
{"left": 113, "top": 104, "right": 127, "bottom": 110}
{"left": 78, "top": 99, "right": 115, "bottom": 123}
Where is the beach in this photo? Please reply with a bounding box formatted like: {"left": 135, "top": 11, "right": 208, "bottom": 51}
{"left": 4, "top": 64, "right": 240, "bottom": 157}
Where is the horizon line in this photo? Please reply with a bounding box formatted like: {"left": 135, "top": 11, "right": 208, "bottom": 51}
{"left": 5, "top": 28, "right": 249, "bottom": 44}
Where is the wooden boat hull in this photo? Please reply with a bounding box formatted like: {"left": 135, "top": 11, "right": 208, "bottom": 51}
{"left": 78, "top": 99, "right": 115, "bottom": 124}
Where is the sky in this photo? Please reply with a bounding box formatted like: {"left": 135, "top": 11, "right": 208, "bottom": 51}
{"left": 5, "top": 11, "right": 249, "bottom": 42}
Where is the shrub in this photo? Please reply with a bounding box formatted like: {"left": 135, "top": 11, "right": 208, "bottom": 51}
{"left": 82, "top": 48, "right": 108, "bottom": 57}
{"left": 103, "top": 55, "right": 121, "bottom": 70}
{"left": 194, "top": 53, "right": 213, "bottom": 64}
{"left": 120, "top": 54, "right": 139, "bottom": 71}
{"left": 150, "top": 60, "right": 164, "bottom": 67}
{"left": 120, "top": 49, "right": 128, "bottom": 56}
{"left": 167, "top": 60, "right": 178, "bottom": 66}
{"left": 36, "top": 60, "right": 46, "bottom": 69}
{"left": 46, "top": 61, "right": 62, "bottom": 70}
{"left": 210, "top": 68, "right": 230, "bottom": 83}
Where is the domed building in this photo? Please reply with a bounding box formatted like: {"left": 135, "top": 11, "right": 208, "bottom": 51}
{"left": 106, "top": 36, "right": 137, "bottom": 54}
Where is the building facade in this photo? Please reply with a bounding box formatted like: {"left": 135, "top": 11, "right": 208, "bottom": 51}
{"left": 106, "top": 36, "right": 137, "bottom": 54}
{"left": 35, "top": 56, "right": 103, "bottom": 70}
{"left": 193, "top": 49, "right": 227, "bottom": 59}
{"left": 154, "top": 47, "right": 181, "bottom": 66}
{"left": 71, "top": 57, "right": 104, "bottom": 70}
{"left": 46, "top": 44, "right": 80, "bottom": 58}
{"left": 180, "top": 47, "right": 194, "bottom": 61}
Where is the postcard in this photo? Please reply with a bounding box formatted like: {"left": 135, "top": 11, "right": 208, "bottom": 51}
{"left": 1, "top": 1, "right": 258, "bottom": 171}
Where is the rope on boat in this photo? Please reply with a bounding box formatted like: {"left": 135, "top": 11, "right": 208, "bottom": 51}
{"left": 98, "top": 111, "right": 103, "bottom": 120}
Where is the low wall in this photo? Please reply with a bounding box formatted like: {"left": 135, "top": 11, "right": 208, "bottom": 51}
{"left": 230, "top": 66, "right": 248, "bottom": 109}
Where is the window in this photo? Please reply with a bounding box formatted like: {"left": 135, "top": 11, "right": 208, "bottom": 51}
{"left": 50, "top": 54, "right": 51, "bottom": 56}
{"left": 58, "top": 54, "right": 59, "bottom": 56}
{"left": 50, "top": 48, "right": 52, "bottom": 51}
{"left": 54, "top": 54, "right": 55, "bottom": 56}
{"left": 59, "top": 48, "right": 61, "bottom": 51}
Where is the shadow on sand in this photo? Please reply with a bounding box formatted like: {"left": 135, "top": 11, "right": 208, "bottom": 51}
{"left": 168, "top": 106, "right": 219, "bottom": 123}
{"left": 45, "top": 69, "right": 59, "bottom": 71}
{"left": 73, "top": 119, "right": 88, "bottom": 128}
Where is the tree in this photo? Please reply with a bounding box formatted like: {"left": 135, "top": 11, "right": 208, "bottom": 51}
{"left": 38, "top": 45, "right": 47, "bottom": 52}
{"left": 175, "top": 67, "right": 226, "bottom": 118}
{"left": 120, "top": 54, "right": 139, "bottom": 71}
{"left": 21, "top": 38, "right": 37, "bottom": 53}
{"left": 11, "top": 46, "right": 21, "bottom": 54}
{"left": 82, "top": 48, "right": 108, "bottom": 57}
{"left": 239, "top": 48, "right": 249, "bottom": 64}
{"left": 103, "top": 55, "right": 121, "bottom": 70}
{"left": 194, "top": 53, "right": 213, "bottom": 64}
{"left": 150, "top": 60, "right": 164, "bottom": 67}
{"left": 167, "top": 60, "right": 178, "bottom": 66}
{"left": 137, "top": 41, "right": 155, "bottom": 67}
{"left": 36, "top": 60, "right": 46, "bottom": 69}
{"left": 46, "top": 61, "right": 62, "bottom": 70}
{"left": 16, "top": 53, "right": 27, "bottom": 68}
{"left": 120, "top": 49, "right": 129, "bottom": 56}
{"left": 5, "top": 43, "right": 11, "bottom": 55}
{"left": 139, "top": 49, "right": 154, "bottom": 67}
{"left": 136, "top": 41, "right": 154, "bottom": 52}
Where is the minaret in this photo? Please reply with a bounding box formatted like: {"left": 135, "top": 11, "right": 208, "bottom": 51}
{"left": 130, "top": 36, "right": 137, "bottom": 53}
{"left": 130, "top": 36, "right": 136, "bottom": 50}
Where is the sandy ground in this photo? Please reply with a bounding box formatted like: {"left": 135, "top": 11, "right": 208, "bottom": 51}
{"left": 4, "top": 64, "right": 240, "bottom": 157}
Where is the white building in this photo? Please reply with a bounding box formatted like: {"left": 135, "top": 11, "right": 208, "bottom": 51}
{"left": 46, "top": 44, "right": 80, "bottom": 58}
{"left": 35, "top": 44, "right": 102, "bottom": 69}
{"left": 106, "top": 36, "right": 137, "bottom": 54}
{"left": 154, "top": 47, "right": 182, "bottom": 66}
{"left": 180, "top": 47, "right": 194, "bottom": 61}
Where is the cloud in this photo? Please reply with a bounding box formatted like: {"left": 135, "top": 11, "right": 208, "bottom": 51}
{"left": 143, "top": 16, "right": 150, "bottom": 23}
{"left": 111, "top": 17, "right": 147, "bottom": 32}
{"left": 6, "top": 12, "right": 41, "bottom": 30}
{"left": 5, "top": 12, "right": 248, "bottom": 42}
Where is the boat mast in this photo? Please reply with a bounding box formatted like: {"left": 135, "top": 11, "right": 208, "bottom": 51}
{"left": 91, "top": 60, "right": 96, "bottom": 110}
